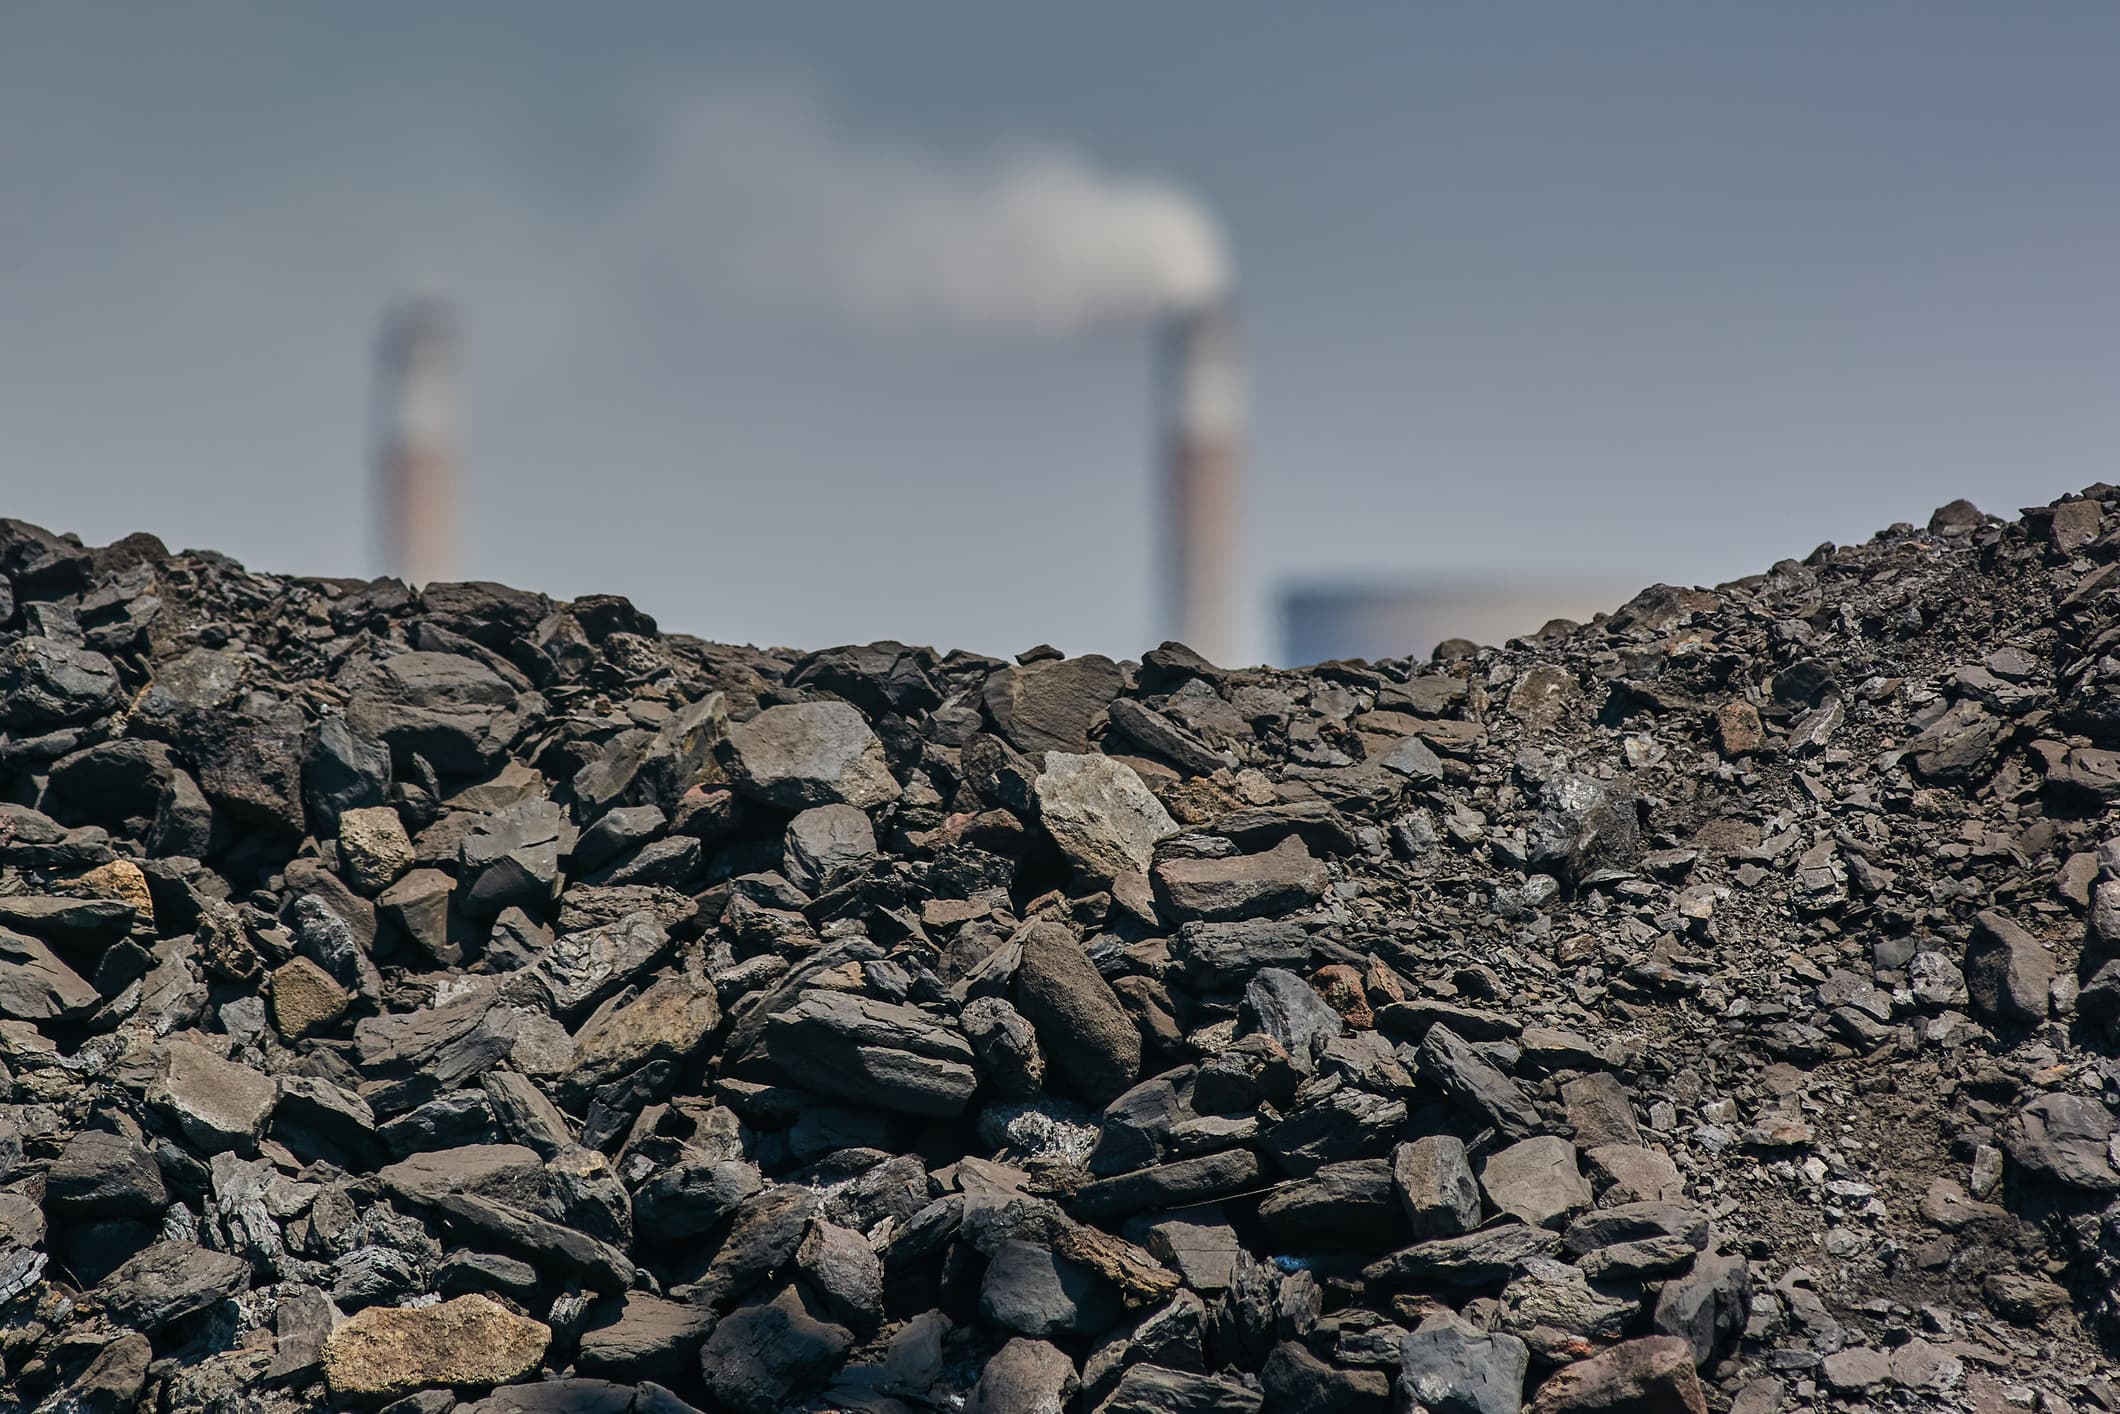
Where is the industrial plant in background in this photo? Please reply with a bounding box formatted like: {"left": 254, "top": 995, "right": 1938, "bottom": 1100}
{"left": 375, "top": 297, "right": 460, "bottom": 588}
{"left": 1159, "top": 300, "right": 1244, "bottom": 668}
{"left": 1279, "top": 575, "right": 1641, "bottom": 667}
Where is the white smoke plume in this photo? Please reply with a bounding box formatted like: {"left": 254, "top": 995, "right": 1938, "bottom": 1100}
{"left": 629, "top": 89, "right": 1230, "bottom": 334}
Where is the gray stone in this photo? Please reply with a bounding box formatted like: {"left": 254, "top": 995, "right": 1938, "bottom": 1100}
{"left": 1906, "top": 699, "right": 2000, "bottom": 783}
{"left": 1527, "top": 774, "right": 1642, "bottom": 884}
{"left": 96, "top": 1240, "right": 250, "bottom": 1331}
{"left": 1393, "top": 1135, "right": 1482, "bottom": 1239}
{"left": 696, "top": 1285, "right": 853, "bottom": 1414}
{"left": 1097, "top": 1364, "right": 1264, "bottom": 1414}
{"left": 344, "top": 649, "right": 525, "bottom": 773}
{"left": 376, "top": 867, "right": 463, "bottom": 966}
{"left": 1140, "top": 1210, "right": 1244, "bottom": 1293}
{"left": 980, "top": 1238, "right": 1119, "bottom": 1337}
{"left": 1820, "top": 1345, "right": 1890, "bottom": 1393}
{"left": 46, "top": 1128, "right": 167, "bottom": 1218}
{"left": 1261, "top": 1341, "right": 1391, "bottom": 1414}
{"left": 984, "top": 655, "right": 1125, "bottom": 754}
{"left": 968, "top": 1337, "right": 1079, "bottom": 1414}
{"left": 633, "top": 1158, "right": 764, "bottom": 1241}
{"left": 148, "top": 1039, "right": 276, "bottom": 1155}
{"left": 1258, "top": 1158, "right": 1408, "bottom": 1253}
{"left": 1562, "top": 1072, "right": 1641, "bottom": 1148}
{"left": 1014, "top": 920, "right": 1142, "bottom": 1103}
{"left": 1524, "top": 1335, "right": 1706, "bottom": 1413}
{"left": 1171, "top": 919, "right": 1310, "bottom": 987}
{"left": 0, "top": 927, "right": 99, "bottom": 1021}
{"left": 576, "top": 1292, "right": 715, "bottom": 1385}
{"left": 1583, "top": 1144, "right": 1685, "bottom": 1205}
{"left": 1964, "top": 909, "right": 2055, "bottom": 1024}
{"left": 569, "top": 968, "right": 720, "bottom": 1101}
{"left": 1652, "top": 1249, "right": 1750, "bottom": 1367}
{"left": 1237, "top": 966, "right": 1343, "bottom": 1066}
{"left": 1108, "top": 696, "right": 1236, "bottom": 774}
{"left": 0, "top": 636, "right": 120, "bottom": 726}
{"left": 722, "top": 701, "right": 897, "bottom": 809}
{"left": 1396, "top": 1311, "right": 1528, "bottom": 1414}
{"left": 1073, "top": 1149, "right": 1266, "bottom": 1220}
{"left": 1152, "top": 836, "right": 1328, "bottom": 922}
{"left": 1562, "top": 1202, "right": 1709, "bottom": 1259}
{"left": 765, "top": 989, "right": 977, "bottom": 1116}
{"left": 796, "top": 1219, "right": 883, "bottom": 1335}
{"left": 783, "top": 803, "right": 877, "bottom": 893}
{"left": 1498, "top": 1257, "right": 1635, "bottom": 1365}
{"left": 1478, "top": 1136, "right": 1592, "bottom": 1230}
{"left": 459, "top": 799, "right": 567, "bottom": 917}
{"left": 962, "top": 995, "right": 1046, "bottom": 1099}
{"left": 2003, "top": 1092, "right": 2120, "bottom": 1190}
{"left": 1035, "top": 751, "right": 1177, "bottom": 883}
{"left": 1416, "top": 1025, "right": 1538, "bottom": 1137}
{"left": 572, "top": 803, "right": 667, "bottom": 873}
{"left": 530, "top": 910, "right": 674, "bottom": 1018}
{"left": 1362, "top": 1223, "right": 1561, "bottom": 1290}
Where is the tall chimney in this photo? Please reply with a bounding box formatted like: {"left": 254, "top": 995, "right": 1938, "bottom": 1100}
{"left": 376, "top": 298, "right": 459, "bottom": 587}
{"left": 1160, "top": 300, "right": 1244, "bottom": 666}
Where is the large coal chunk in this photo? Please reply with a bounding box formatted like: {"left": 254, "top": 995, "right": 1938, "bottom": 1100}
{"left": 697, "top": 1285, "right": 853, "bottom": 1414}
{"left": 1152, "top": 836, "right": 1328, "bottom": 923}
{"left": 764, "top": 989, "right": 977, "bottom": 1116}
{"left": 983, "top": 654, "right": 1125, "bottom": 754}
{"left": 1013, "top": 920, "right": 1142, "bottom": 1103}
{"left": 720, "top": 700, "right": 898, "bottom": 809}
{"left": 95, "top": 1240, "right": 250, "bottom": 1331}
{"left": 45, "top": 1129, "right": 167, "bottom": 1219}
{"left": 343, "top": 649, "right": 528, "bottom": 773}
{"left": 0, "top": 636, "right": 119, "bottom": 727}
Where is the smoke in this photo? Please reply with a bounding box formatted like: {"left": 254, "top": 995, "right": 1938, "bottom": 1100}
{"left": 630, "top": 89, "right": 1230, "bottom": 334}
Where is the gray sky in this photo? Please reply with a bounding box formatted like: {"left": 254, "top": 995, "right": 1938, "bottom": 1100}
{"left": 4, "top": 4, "right": 2117, "bottom": 664}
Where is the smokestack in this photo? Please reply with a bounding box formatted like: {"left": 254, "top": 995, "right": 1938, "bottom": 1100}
{"left": 376, "top": 298, "right": 459, "bottom": 587}
{"left": 1160, "top": 299, "right": 1244, "bottom": 666}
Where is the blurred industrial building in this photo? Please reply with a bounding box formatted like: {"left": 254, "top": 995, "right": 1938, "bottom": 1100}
{"left": 1279, "top": 577, "right": 1639, "bottom": 667}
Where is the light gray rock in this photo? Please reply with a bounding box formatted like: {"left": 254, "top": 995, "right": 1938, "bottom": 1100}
{"left": 148, "top": 1039, "right": 276, "bottom": 1155}
{"left": 722, "top": 701, "right": 897, "bottom": 810}
{"left": 1034, "top": 752, "right": 1176, "bottom": 883}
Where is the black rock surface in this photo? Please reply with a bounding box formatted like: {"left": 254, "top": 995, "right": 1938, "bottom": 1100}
{"left": 4, "top": 495, "right": 2120, "bottom": 1411}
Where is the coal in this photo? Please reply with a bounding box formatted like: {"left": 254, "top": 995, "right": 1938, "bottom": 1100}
{"left": 7, "top": 494, "right": 2120, "bottom": 1410}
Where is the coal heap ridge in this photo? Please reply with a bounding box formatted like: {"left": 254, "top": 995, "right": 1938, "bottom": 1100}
{"left": 2, "top": 491, "right": 2120, "bottom": 1413}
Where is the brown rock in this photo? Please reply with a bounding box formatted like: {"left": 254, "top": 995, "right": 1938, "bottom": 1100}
{"left": 322, "top": 1293, "right": 549, "bottom": 1399}
{"left": 1713, "top": 701, "right": 1764, "bottom": 758}
{"left": 1309, "top": 964, "right": 1374, "bottom": 1028}
{"left": 270, "top": 956, "right": 350, "bottom": 1040}
{"left": 1526, "top": 1335, "right": 1706, "bottom": 1413}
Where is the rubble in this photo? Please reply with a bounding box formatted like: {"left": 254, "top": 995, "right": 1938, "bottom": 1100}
{"left": 4, "top": 492, "right": 2120, "bottom": 1410}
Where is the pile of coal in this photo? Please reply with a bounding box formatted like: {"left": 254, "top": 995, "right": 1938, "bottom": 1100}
{"left": 3, "top": 489, "right": 2120, "bottom": 1413}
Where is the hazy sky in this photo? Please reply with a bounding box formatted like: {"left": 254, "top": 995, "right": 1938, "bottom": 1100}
{"left": 4, "top": 5, "right": 2117, "bottom": 664}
